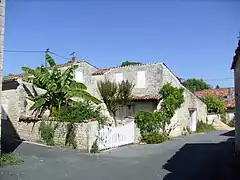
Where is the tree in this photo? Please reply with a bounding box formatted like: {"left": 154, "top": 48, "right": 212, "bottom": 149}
{"left": 182, "top": 78, "right": 212, "bottom": 92}
{"left": 215, "top": 85, "right": 220, "bottom": 89}
{"left": 22, "top": 53, "right": 101, "bottom": 116}
{"left": 203, "top": 96, "right": 226, "bottom": 114}
{"left": 97, "top": 80, "right": 134, "bottom": 126}
{"left": 120, "top": 61, "right": 142, "bottom": 67}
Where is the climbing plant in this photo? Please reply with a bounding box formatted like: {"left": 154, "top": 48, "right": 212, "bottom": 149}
{"left": 135, "top": 83, "right": 185, "bottom": 143}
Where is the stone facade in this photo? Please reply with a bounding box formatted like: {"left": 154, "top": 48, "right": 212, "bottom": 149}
{"left": 2, "top": 60, "right": 207, "bottom": 140}
{"left": 232, "top": 40, "right": 240, "bottom": 153}
{"left": 74, "top": 62, "right": 207, "bottom": 136}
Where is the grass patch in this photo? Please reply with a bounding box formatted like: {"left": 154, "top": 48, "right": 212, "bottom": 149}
{"left": 0, "top": 153, "right": 24, "bottom": 167}
{"left": 196, "top": 121, "right": 215, "bottom": 133}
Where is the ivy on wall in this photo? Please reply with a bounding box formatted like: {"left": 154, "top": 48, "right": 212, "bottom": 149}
{"left": 135, "top": 83, "right": 185, "bottom": 143}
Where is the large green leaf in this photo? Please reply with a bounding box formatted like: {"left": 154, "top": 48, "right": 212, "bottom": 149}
{"left": 71, "top": 82, "right": 87, "bottom": 90}
{"left": 45, "top": 54, "right": 56, "bottom": 67}
{"left": 22, "top": 67, "right": 36, "bottom": 76}
{"left": 29, "top": 98, "right": 46, "bottom": 110}
{"left": 67, "top": 89, "right": 102, "bottom": 104}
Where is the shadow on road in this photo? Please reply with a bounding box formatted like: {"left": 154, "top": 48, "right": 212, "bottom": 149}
{"left": 1, "top": 107, "right": 22, "bottom": 154}
{"left": 220, "top": 130, "right": 235, "bottom": 137}
{"left": 163, "top": 136, "right": 239, "bottom": 180}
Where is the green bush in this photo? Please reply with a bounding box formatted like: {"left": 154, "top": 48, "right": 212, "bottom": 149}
{"left": 141, "top": 132, "right": 169, "bottom": 144}
{"left": 135, "top": 110, "right": 160, "bottom": 134}
{"left": 196, "top": 120, "right": 215, "bottom": 133}
{"left": 203, "top": 96, "right": 226, "bottom": 114}
{"left": 65, "top": 123, "right": 77, "bottom": 149}
{"left": 39, "top": 121, "right": 55, "bottom": 146}
{"left": 54, "top": 102, "right": 106, "bottom": 123}
{"left": 90, "top": 139, "right": 100, "bottom": 153}
{"left": 0, "top": 153, "right": 24, "bottom": 167}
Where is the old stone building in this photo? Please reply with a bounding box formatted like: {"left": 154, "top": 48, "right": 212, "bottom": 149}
{"left": 231, "top": 39, "right": 240, "bottom": 153}
{"left": 49, "top": 58, "right": 207, "bottom": 136}
{"left": 3, "top": 58, "right": 207, "bottom": 137}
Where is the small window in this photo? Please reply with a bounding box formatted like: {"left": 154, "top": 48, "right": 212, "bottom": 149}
{"left": 136, "top": 71, "right": 146, "bottom": 88}
{"left": 75, "top": 71, "right": 83, "bottom": 83}
{"left": 115, "top": 73, "right": 123, "bottom": 83}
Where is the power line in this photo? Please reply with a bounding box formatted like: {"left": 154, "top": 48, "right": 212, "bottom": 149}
{"left": 4, "top": 49, "right": 70, "bottom": 60}
{"left": 48, "top": 51, "right": 69, "bottom": 60}
{"left": 4, "top": 50, "right": 45, "bottom": 53}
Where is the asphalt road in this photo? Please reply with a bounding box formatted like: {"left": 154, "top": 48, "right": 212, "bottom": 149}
{"left": 0, "top": 131, "right": 238, "bottom": 180}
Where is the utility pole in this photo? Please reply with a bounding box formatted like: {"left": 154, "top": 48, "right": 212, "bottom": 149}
{"left": 0, "top": 0, "right": 5, "bottom": 130}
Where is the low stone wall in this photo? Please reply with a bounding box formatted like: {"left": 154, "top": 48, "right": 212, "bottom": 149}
{"left": 207, "top": 112, "right": 235, "bottom": 124}
{"left": 2, "top": 119, "right": 99, "bottom": 152}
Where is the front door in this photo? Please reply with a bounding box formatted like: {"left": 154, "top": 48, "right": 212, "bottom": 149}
{"left": 189, "top": 109, "right": 197, "bottom": 132}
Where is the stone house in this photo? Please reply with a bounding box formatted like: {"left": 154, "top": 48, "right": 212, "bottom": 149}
{"left": 194, "top": 88, "right": 235, "bottom": 122}
{"left": 3, "top": 57, "right": 207, "bottom": 136}
{"left": 52, "top": 58, "right": 207, "bottom": 136}
{"left": 231, "top": 39, "right": 240, "bottom": 153}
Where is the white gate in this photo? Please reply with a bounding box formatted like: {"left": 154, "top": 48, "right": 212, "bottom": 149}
{"left": 98, "top": 121, "right": 135, "bottom": 150}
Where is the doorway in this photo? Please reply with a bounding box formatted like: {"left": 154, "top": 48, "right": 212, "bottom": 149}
{"left": 189, "top": 108, "right": 197, "bottom": 132}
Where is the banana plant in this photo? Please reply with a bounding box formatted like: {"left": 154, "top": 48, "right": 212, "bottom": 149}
{"left": 22, "top": 53, "right": 101, "bottom": 116}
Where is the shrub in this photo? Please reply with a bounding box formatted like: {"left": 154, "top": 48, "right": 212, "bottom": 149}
{"left": 196, "top": 120, "right": 215, "bottom": 133}
{"left": 90, "top": 139, "right": 100, "bottom": 153}
{"left": 203, "top": 96, "right": 226, "bottom": 114}
{"left": 0, "top": 153, "right": 24, "bottom": 167}
{"left": 135, "top": 110, "right": 160, "bottom": 135}
{"left": 54, "top": 102, "right": 106, "bottom": 123}
{"left": 39, "top": 121, "right": 55, "bottom": 146}
{"left": 141, "top": 132, "right": 169, "bottom": 144}
{"left": 65, "top": 123, "right": 77, "bottom": 149}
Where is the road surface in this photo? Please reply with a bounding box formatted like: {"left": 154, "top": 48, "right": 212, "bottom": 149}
{"left": 0, "top": 131, "right": 238, "bottom": 180}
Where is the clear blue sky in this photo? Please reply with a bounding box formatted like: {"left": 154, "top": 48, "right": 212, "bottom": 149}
{"left": 4, "top": 0, "right": 240, "bottom": 88}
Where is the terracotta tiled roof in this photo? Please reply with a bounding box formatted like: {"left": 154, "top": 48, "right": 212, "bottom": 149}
{"left": 92, "top": 66, "right": 120, "bottom": 75}
{"left": 194, "top": 88, "right": 235, "bottom": 109}
{"left": 132, "top": 95, "right": 160, "bottom": 100}
{"left": 194, "top": 88, "right": 231, "bottom": 98}
{"left": 231, "top": 40, "right": 240, "bottom": 70}
{"left": 92, "top": 68, "right": 112, "bottom": 75}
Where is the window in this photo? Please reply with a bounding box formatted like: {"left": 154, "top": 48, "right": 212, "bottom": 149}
{"left": 115, "top": 73, "right": 123, "bottom": 83}
{"left": 136, "top": 71, "right": 146, "bottom": 88}
{"left": 75, "top": 71, "right": 83, "bottom": 83}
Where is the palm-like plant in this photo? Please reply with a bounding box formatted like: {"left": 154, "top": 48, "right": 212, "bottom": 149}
{"left": 22, "top": 53, "right": 101, "bottom": 116}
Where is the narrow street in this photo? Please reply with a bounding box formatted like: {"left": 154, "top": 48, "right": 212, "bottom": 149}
{"left": 0, "top": 131, "right": 238, "bottom": 180}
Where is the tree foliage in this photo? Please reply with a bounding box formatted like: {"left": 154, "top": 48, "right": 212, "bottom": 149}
{"left": 22, "top": 53, "right": 101, "bottom": 116}
{"left": 203, "top": 95, "right": 226, "bottom": 114}
{"left": 182, "top": 78, "right": 212, "bottom": 92}
{"left": 97, "top": 79, "right": 134, "bottom": 126}
{"left": 120, "top": 61, "right": 142, "bottom": 67}
{"left": 135, "top": 83, "right": 185, "bottom": 136}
